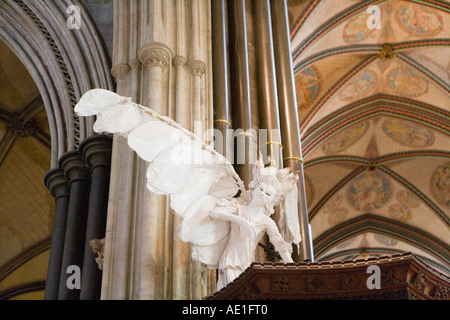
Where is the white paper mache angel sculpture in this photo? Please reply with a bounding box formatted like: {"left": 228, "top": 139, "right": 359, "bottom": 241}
{"left": 75, "top": 89, "right": 302, "bottom": 290}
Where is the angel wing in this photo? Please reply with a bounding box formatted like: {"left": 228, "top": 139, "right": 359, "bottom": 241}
{"left": 279, "top": 183, "right": 302, "bottom": 251}
{"left": 74, "top": 89, "right": 246, "bottom": 268}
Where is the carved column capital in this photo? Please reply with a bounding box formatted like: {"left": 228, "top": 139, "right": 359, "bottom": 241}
{"left": 187, "top": 60, "right": 206, "bottom": 77}
{"left": 44, "top": 168, "right": 69, "bottom": 200}
{"left": 111, "top": 64, "right": 131, "bottom": 81}
{"left": 138, "top": 43, "right": 172, "bottom": 71}
{"left": 58, "top": 150, "right": 90, "bottom": 184}
{"left": 129, "top": 58, "right": 141, "bottom": 70}
{"left": 173, "top": 56, "right": 187, "bottom": 68}
{"left": 79, "top": 134, "right": 113, "bottom": 171}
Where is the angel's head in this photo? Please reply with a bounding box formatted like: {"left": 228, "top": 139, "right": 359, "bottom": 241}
{"left": 248, "top": 155, "right": 298, "bottom": 212}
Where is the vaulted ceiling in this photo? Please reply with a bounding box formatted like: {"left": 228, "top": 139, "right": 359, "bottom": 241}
{"left": 0, "top": 0, "right": 448, "bottom": 301}
{"left": 288, "top": 0, "right": 449, "bottom": 274}
{"left": 0, "top": 39, "right": 52, "bottom": 299}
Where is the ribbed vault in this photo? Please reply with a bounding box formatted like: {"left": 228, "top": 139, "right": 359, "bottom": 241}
{"left": 288, "top": 0, "right": 449, "bottom": 274}
{"left": 0, "top": 0, "right": 113, "bottom": 300}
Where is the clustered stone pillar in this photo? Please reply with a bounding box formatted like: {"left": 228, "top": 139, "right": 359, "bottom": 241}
{"left": 43, "top": 169, "right": 70, "bottom": 300}
{"left": 57, "top": 150, "right": 91, "bottom": 300}
{"left": 44, "top": 134, "right": 113, "bottom": 300}
{"left": 80, "top": 135, "right": 113, "bottom": 300}
{"left": 101, "top": 0, "right": 216, "bottom": 300}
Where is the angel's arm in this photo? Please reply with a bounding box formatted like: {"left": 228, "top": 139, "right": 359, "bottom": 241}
{"left": 263, "top": 216, "right": 294, "bottom": 263}
{"left": 210, "top": 202, "right": 257, "bottom": 239}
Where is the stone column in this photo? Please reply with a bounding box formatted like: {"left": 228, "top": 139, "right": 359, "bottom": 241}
{"left": 139, "top": 43, "right": 171, "bottom": 113}
{"left": 79, "top": 135, "right": 113, "bottom": 300}
{"left": 58, "top": 151, "right": 91, "bottom": 300}
{"left": 187, "top": 60, "right": 207, "bottom": 134}
{"left": 101, "top": 64, "right": 135, "bottom": 300}
{"left": 102, "top": 0, "right": 215, "bottom": 300}
{"left": 43, "top": 168, "right": 70, "bottom": 300}
{"left": 186, "top": 59, "right": 207, "bottom": 300}
{"left": 137, "top": 42, "right": 172, "bottom": 300}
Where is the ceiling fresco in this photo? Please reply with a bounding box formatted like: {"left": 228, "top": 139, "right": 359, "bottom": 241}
{"left": 288, "top": 0, "right": 450, "bottom": 274}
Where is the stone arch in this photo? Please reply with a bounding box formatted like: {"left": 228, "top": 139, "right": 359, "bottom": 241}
{"left": 0, "top": 0, "right": 114, "bottom": 167}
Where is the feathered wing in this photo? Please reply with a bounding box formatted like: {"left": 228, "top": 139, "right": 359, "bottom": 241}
{"left": 75, "top": 89, "right": 246, "bottom": 268}
{"left": 279, "top": 183, "right": 302, "bottom": 251}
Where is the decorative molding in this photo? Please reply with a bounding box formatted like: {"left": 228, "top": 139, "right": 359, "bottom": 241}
{"left": 318, "top": 247, "right": 450, "bottom": 275}
{"left": 90, "top": 238, "right": 105, "bottom": 271}
{"left": 378, "top": 44, "right": 396, "bottom": 61}
{"left": 306, "top": 274, "right": 325, "bottom": 292}
{"left": 187, "top": 60, "right": 207, "bottom": 77}
{"left": 12, "top": 0, "right": 81, "bottom": 148}
{"left": 173, "top": 56, "right": 186, "bottom": 68}
{"left": 129, "top": 58, "right": 141, "bottom": 70}
{"left": 257, "top": 241, "right": 282, "bottom": 263}
{"left": 434, "top": 282, "right": 450, "bottom": 299}
{"left": 271, "top": 275, "right": 291, "bottom": 292}
{"left": 2, "top": 0, "right": 114, "bottom": 163}
{"left": 342, "top": 272, "right": 364, "bottom": 291}
{"left": 138, "top": 43, "right": 172, "bottom": 71}
{"left": 412, "top": 270, "right": 429, "bottom": 292}
{"left": 242, "top": 283, "right": 259, "bottom": 299}
{"left": 208, "top": 253, "right": 450, "bottom": 300}
{"left": 6, "top": 118, "right": 36, "bottom": 137}
{"left": 111, "top": 64, "right": 131, "bottom": 81}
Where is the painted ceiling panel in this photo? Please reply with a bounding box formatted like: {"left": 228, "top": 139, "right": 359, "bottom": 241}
{"left": 301, "top": 57, "right": 450, "bottom": 133}
{"left": 310, "top": 169, "right": 449, "bottom": 244}
{"left": 291, "top": 0, "right": 365, "bottom": 60}
{"left": 386, "top": 157, "right": 450, "bottom": 215}
{"left": 402, "top": 46, "right": 450, "bottom": 85}
{"left": 295, "top": 1, "right": 450, "bottom": 63}
{"left": 305, "top": 115, "right": 450, "bottom": 161}
{"left": 295, "top": 53, "right": 371, "bottom": 120}
{"left": 304, "top": 161, "right": 360, "bottom": 210}
{"left": 293, "top": 0, "right": 450, "bottom": 274}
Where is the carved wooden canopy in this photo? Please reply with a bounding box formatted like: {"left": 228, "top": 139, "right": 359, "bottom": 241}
{"left": 208, "top": 252, "right": 449, "bottom": 300}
